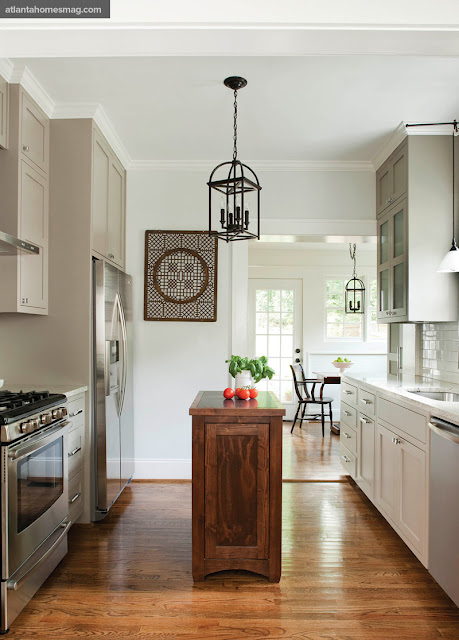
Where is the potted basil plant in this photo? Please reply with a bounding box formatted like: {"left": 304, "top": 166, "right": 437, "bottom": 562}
{"left": 226, "top": 355, "right": 275, "bottom": 390}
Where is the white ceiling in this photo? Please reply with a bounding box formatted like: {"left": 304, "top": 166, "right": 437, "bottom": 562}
{"left": 13, "top": 55, "right": 459, "bottom": 163}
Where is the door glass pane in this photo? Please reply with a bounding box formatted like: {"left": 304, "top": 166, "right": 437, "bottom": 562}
{"left": 17, "top": 438, "right": 63, "bottom": 534}
{"left": 393, "top": 262, "right": 405, "bottom": 310}
{"left": 393, "top": 209, "right": 405, "bottom": 258}
{"left": 380, "top": 220, "right": 389, "bottom": 264}
{"left": 254, "top": 288, "right": 296, "bottom": 404}
{"left": 380, "top": 269, "right": 389, "bottom": 311}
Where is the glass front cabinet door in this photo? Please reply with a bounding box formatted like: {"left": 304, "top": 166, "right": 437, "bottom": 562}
{"left": 377, "top": 198, "right": 408, "bottom": 322}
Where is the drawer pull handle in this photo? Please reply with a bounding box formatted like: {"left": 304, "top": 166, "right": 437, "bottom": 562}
{"left": 68, "top": 446, "right": 81, "bottom": 457}
{"left": 343, "top": 432, "right": 352, "bottom": 439}
{"left": 70, "top": 409, "right": 83, "bottom": 417}
{"left": 360, "top": 417, "right": 371, "bottom": 424}
{"left": 361, "top": 399, "right": 371, "bottom": 405}
{"left": 342, "top": 455, "right": 351, "bottom": 463}
{"left": 344, "top": 390, "right": 353, "bottom": 395}
{"left": 23, "top": 145, "right": 30, "bottom": 152}
{"left": 392, "top": 437, "right": 401, "bottom": 445}
{"left": 69, "top": 492, "right": 81, "bottom": 504}
{"left": 344, "top": 411, "right": 352, "bottom": 416}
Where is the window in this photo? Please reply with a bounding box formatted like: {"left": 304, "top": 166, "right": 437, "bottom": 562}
{"left": 325, "top": 278, "right": 386, "bottom": 342}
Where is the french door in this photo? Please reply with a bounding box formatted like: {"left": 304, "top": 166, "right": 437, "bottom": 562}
{"left": 248, "top": 279, "right": 303, "bottom": 420}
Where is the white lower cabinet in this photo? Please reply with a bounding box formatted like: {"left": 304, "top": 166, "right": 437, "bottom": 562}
{"left": 340, "top": 377, "right": 429, "bottom": 567}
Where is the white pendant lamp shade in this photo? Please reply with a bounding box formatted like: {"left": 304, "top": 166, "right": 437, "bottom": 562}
{"left": 438, "top": 242, "right": 459, "bottom": 272}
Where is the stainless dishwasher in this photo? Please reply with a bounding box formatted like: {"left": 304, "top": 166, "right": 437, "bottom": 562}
{"left": 428, "top": 416, "right": 459, "bottom": 607}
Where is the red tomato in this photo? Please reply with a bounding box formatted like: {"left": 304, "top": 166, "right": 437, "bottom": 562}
{"left": 223, "top": 388, "right": 234, "bottom": 399}
{"left": 235, "top": 388, "right": 241, "bottom": 397}
{"left": 238, "top": 389, "right": 250, "bottom": 400}
{"left": 249, "top": 388, "right": 258, "bottom": 399}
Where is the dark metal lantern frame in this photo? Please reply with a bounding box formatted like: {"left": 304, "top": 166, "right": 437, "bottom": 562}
{"left": 208, "top": 76, "right": 261, "bottom": 242}
{"left": 345, "top": 244, "right": 365, "bottom": 314}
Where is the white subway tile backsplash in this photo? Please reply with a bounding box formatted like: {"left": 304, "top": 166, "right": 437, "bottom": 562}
{"left": 422, "top": 322, "right": 459, "bottom": 383}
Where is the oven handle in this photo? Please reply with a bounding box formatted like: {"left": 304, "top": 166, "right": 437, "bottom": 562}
{"left": 7, "top": 520, "right": 71, "bottom": 591}
{"left": 8, "top": 420, "right": 70, "bottom": 461}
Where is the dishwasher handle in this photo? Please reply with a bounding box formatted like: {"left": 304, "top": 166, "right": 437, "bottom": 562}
{"left": 429, "top": 418, "right": 459, "bottom": 444}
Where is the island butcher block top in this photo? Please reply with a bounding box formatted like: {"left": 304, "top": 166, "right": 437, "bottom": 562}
{"left": 190, "top": 390, "right": 285, "bottom": 583}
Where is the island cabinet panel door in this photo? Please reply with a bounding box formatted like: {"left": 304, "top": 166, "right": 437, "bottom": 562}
{"left": 204, "top": 423, "right": 270, "bottom": 560}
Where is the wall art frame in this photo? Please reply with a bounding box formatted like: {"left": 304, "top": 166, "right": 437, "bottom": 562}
{"left": 144, "top": 230, "right": 218, "bottom": 322}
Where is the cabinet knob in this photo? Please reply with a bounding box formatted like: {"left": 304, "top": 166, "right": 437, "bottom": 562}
{"left": 108, "top": 253, "right": 114, "bottom": 259}
{"left": 392, "top": 437, "right": 401, "bottom": 445}
{"left": 22, "top": 145, "right": 30, "bottom": 152}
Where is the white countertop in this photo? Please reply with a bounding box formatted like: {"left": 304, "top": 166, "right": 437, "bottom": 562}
{"left": 0, "top": 382, "right": 88, "bottom": 400}
{"left": 342, "top": 373, "right": 459, "bottom": 425}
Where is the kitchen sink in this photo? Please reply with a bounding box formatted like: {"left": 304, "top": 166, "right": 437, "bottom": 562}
{"left": 406, "top": 389, "right": 459, "bottom": 402}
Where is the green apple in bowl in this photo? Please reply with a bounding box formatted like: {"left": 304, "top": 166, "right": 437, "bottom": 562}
{"left": 332, "top": 357, "right": 354, "bottom": 373}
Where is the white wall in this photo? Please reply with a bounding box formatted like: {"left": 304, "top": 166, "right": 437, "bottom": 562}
{"left": 248, "top": 245, "right": 387, "bottom": 417}
{"left": 126, "top": 170, "right": 234, "bottom": 479}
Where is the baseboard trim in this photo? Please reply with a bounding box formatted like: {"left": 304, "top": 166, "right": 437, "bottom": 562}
{"left": 134, "top": 459, "right": 191, "bottom": 480}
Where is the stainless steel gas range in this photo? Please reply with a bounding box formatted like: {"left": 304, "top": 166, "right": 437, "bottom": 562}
{"left": 0, "top": 390, "right": 70, "bottom": 634}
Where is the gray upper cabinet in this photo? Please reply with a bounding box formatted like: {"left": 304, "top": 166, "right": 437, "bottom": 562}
{"left": 376, "top": 143, "right": 407, "bottom": 217}
{"left": 376, "top": 136, "right": 458, "bottom": 323}
{"left": 0, "top": 74, "right": 8, "bottom": 149}
{"left": 91, "top": 126, "right": 126, "bottom": 269}
{"left": 0, "top": 85, "right": 49, "bottom": 315}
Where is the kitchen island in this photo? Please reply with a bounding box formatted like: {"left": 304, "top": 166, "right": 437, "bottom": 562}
{"left": 189, "top": 390, "right": 285, "bottom": 582}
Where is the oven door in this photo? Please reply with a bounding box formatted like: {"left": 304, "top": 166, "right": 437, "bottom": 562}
{"left": 4, "top": 421, "right": 69, "bottom": 578}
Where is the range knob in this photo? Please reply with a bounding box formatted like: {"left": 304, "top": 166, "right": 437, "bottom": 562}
{"left": 20, "top": 419, "right": 39, "bottom": 434}
{"left": 52, "top": 407, "right": 67, "bottom": 420}
{"left": 40, "top": 412, "right": 52, "bottom": 425}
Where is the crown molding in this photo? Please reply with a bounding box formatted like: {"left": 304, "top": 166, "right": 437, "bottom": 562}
{"left": 129, "top": 159, "right": 374, "bottom": 172}
{"left": 9, "top": 63, "right": 55, "bottom": 117}
{"left": 0, "top": 58, "right": 14, "bottom": 82}
{"left": 371, "top": 120, "right": 457, "bottom": 170}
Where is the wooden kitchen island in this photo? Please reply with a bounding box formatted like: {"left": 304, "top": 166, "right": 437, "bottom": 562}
{"left": 189, "top": 390, "right": 285, "bottom": 582}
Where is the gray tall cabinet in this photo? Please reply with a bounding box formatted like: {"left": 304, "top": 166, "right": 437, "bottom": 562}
{"left": 376, "top": 136, "right": 458, "bottom": 324}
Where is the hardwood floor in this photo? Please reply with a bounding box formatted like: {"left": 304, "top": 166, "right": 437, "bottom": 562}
{"left": 283, "top": 420, "right": 346, "bottom": 481}
{"left": 10, "top": 478, "right": 459, "bottom": 638}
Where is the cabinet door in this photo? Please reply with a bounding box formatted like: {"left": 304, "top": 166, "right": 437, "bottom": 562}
{"left": 377, "top": 212, "right": 391, "bottom": 320}
{"left": 375, "top": 423, "right": 398, "bottom": 523}
{"left": 0, "top": 74, "right": 8, "bottom": 149}
{"left": 92, "top": 130, "right": 110, "bottom": 258}
{"left": 397, "top": 438, "right": 426, "bottom": 554}
{"left": 357, "top": 414, "right": 375, "bottom": 499}
{"left": 19, "top": 160, "right": 48, "bottom": 311}
{"left": 387, "top": 324, "right": 403, "bottom": 375}
{"left": 204, "top": 423, "right": 269, "bottom": 560}
{"left": 21, "top": 92, "right": 49, "bottom": 174}
{"left": 107, "top": 156, "right": 125, "bottom": 268}
{"left": 390, "top": 144, "right": 408, "bottom": 205}
{"left": 390, "top": 199, "right": 408, "bottom": 319}
{"left": 376, "top": 159, "right": 392, "bottom": 216}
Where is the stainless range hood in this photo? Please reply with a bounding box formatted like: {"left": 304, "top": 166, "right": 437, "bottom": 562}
{"left": 0, "top": 231, "right": 39, "bottom": 256}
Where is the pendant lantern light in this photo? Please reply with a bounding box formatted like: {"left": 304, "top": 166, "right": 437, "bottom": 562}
{"left": 345, "top": 243, "right": 365, "bottom": 314}
{"left": 438, "top": 120, "right": 459, "bottom": 272}
{"left": 208, "top": 77, "right": 261, "bottom": 242}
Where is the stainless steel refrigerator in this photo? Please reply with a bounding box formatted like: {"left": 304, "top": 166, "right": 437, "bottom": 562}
{"left": 92, "top": 259, "right": 135, "bottom": 521}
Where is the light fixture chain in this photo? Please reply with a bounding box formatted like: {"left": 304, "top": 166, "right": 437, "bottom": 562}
{"left": 349, "top": 243, "right": 357, "bottom": 277}
{"left": 233, "top": 89, "right": 238, "bottom": 161}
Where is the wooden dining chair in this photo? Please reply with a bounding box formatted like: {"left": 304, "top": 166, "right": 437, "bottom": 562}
{"left": 290, "top": 363, "right": 333, "bottom": 437}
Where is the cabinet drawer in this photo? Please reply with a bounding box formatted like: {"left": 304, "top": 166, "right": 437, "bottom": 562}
{"left": 340, "top": 423, "right": 357, "bottom": 455}
{"left": 67, "top": 395, "right": 85, "bottom": 431}
{"left": 341, "top": 381, "right": 358, "bottom": 406}
{"left": 341, "top": 401, "right": 357, "bottom": 431}
{"left": 68, "top": 425, "right": 85, "bottom": 479}
{"left": 379, "top": 397, "right": 427, "bottom": 444}
{"left": 358, "top": 389, "right": 376, "bottom": 416}
{"left": 340, "top": 443, "right": 356, "bottom": 479}
{"left": 68, "top": 470, "right": 83, "bottom": 524}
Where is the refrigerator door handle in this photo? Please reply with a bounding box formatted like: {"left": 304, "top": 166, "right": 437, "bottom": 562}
{"left": 104, "top": 341, "right": 111, "bottom": 397}
{"left": 116, "top": 293, "right": 128, "bottom": 416}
